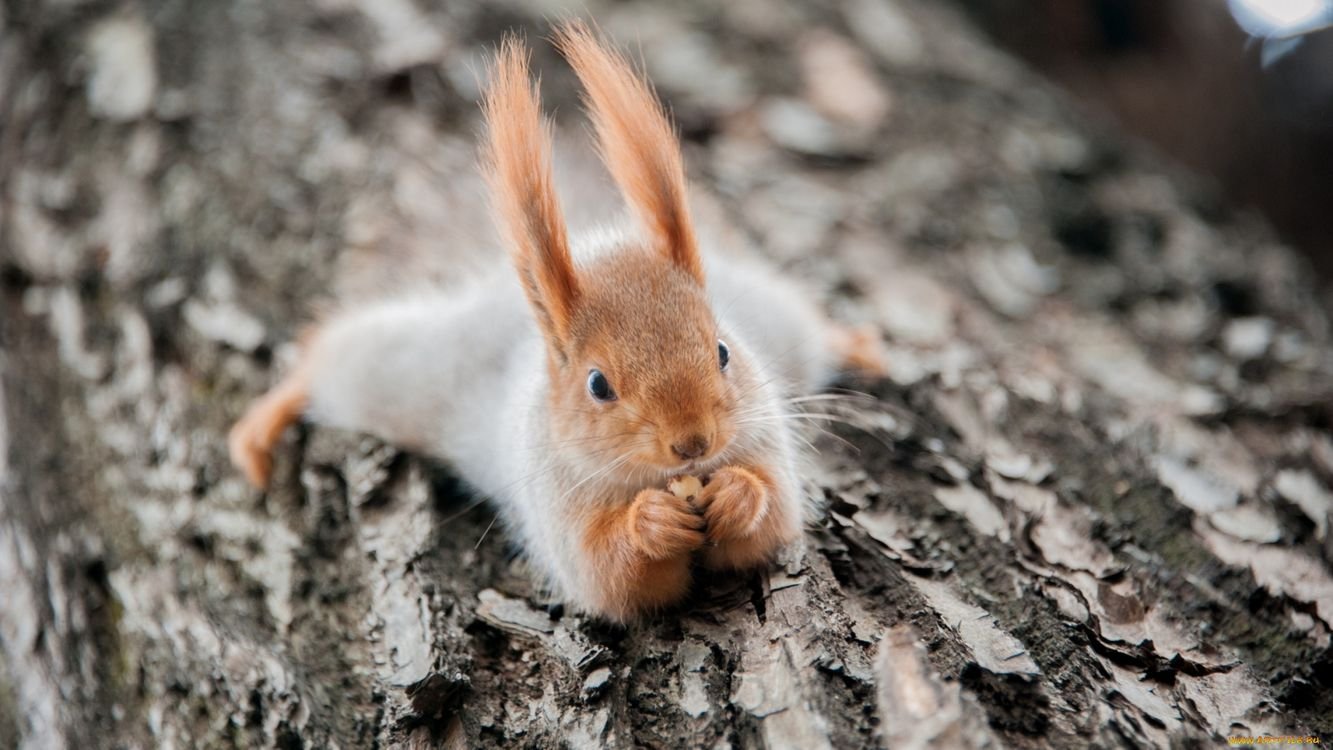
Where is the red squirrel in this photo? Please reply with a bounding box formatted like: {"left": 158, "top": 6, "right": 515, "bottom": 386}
{"left": 229, "top": 22, "right": 883, "bottom": 621}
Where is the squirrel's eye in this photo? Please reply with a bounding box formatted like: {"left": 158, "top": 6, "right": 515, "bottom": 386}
{"left": 587, "top": 369, "right": 616, "bottom": 402}
{"left": 718, "top": 340, "right": 730, "bottom": 371}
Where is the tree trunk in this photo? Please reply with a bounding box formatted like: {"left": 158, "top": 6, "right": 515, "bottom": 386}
{"left": 3, "top": 0, "right": 1332, "bottom": 747}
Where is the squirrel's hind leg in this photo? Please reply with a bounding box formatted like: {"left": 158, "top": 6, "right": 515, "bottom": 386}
{"left": 830, "top": 323, "right": 888, "bottom": 378}
{"left": 229, "top": 368, "right": 309, "bottom": 489}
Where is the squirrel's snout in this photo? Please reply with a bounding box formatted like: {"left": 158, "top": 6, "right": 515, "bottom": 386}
{"left": 670, "top": 434, "right": 710, "bottom": 461}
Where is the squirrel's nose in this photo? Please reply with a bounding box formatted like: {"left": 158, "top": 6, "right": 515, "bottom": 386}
{"left": 671, "top": 435, "right": 710, "bottom": 461}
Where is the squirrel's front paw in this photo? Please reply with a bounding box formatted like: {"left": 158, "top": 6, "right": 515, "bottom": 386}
{"left": 628, "top": 488, "right": 706, "bottom": 560}
{"left": 694, "top": 466, "right": 768, "bottom": 542}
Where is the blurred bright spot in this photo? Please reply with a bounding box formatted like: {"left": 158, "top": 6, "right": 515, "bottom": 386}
{"left": 1228, "top": 0, "right": 1332, "bottom": 36}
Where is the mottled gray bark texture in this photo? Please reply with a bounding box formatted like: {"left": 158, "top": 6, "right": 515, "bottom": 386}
{"left": 3, "top": 0, "right": 1333, "bottom": 748}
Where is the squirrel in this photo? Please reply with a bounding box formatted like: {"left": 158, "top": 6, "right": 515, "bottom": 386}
{"left": 228, "top": 21, "right": 885, "bottom": 622}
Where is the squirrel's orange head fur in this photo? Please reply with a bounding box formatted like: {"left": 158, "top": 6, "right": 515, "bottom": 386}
{"left": 482, "top": 23, "right": 748, "bottom": 474}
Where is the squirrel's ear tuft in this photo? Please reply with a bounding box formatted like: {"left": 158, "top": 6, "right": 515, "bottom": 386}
{"left": 554, "top": 20, "right": 704, "bottom": 286}
{"left": 482, "top": 36, "right": 580, "bottom": 352}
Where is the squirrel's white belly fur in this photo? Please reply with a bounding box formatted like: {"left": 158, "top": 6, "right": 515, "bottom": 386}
{"left": 302, "top": 250, "right": 835, "bottom": 607}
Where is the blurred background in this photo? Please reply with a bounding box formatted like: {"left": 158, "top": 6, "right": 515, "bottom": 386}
{"left": 961, "top": 0, "right": 1333, "bottom": 280}
{"left": 4, "top": 0, "right": 1333, "bottom": 746}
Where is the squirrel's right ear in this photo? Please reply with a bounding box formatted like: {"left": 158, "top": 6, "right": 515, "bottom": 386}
{"left": 482, "top": 36, "right": 580, "bottom": 354}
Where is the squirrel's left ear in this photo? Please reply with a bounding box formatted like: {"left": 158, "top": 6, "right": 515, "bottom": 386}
{"left": 554, "top": 20, "right": 704, "bottom": 286}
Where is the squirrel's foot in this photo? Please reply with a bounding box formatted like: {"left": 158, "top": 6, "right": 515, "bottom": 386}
{"left": 229, "top": 375, "right": 307, "bottom": 489}
{"left": 832, "top": 323, "right": 887, "bottom": 377}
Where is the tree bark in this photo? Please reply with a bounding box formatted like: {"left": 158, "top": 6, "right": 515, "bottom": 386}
{"left": 3, "top": 0, "right": 1332, "bottom": 747}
